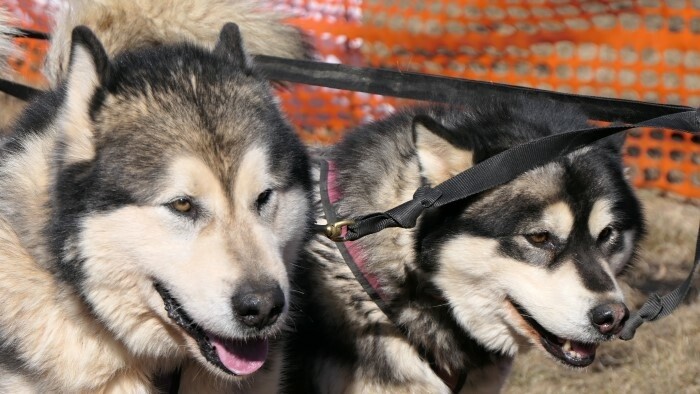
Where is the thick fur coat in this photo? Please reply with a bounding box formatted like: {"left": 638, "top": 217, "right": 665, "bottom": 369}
{"left": 286, "top": 98, "right": 643, "bottom": 393}
{"left": 0, "top": 2, "right": 312, "bottom": 392}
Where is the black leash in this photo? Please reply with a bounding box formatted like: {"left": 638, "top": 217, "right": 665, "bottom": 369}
{"left": 254, "top": 55, "right": 694, "bottom": 124}
{"left": 619, "top": 224, "right": 700, "bottom": 340}
{"left": 10, "top": 27, "right": 51, "bottom": 40}
{"left": 0, "top": 78, "right": 42, "bottom": 101}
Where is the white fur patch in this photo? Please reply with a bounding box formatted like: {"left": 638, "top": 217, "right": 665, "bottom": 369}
{"left": 588, "top": 199, "right": 614, "bottom": 239}
{"left": 414, "top": 122, "right": 473, "bottom": 185}
{"left": 58, "top": 45, "right": 100, "bottom": 163}
{"left": 540, "top": 201, "right": 574, "bottom": 240}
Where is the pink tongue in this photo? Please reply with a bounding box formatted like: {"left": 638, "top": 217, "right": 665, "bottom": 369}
{"left": 210, "top": 336, "right": 269, "bottom": 375}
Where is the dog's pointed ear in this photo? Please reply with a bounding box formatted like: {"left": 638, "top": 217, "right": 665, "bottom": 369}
{"left": 214, "top": 23, "right": 251, "bottom": 72}
{"left": 57, "top": 26, "right": 110, "bottom": 165}
{"left": 412, "top": 115, "right": 475, "bottom": 185}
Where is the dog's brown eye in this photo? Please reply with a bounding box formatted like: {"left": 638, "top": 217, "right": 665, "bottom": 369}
{"left": 526, "top": 232, "right": 550, "bottom": 245}
{"left": 170, "top": 198, "right": 192, "bottom": 213}
{"left": 598, "top": 226, "right": 613, "bottom": 242}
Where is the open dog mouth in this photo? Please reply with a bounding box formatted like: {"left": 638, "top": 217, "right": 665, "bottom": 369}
{"left": 508, "top": 298, "right": 597, "bottom": 368}
{"left": 153, "top": 282, "right": 268, "bottom": 376}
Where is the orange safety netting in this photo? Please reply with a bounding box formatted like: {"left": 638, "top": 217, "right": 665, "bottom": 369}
{"left": 4, "top": 0, "right": 52, "bottom": 87}
{"left": 278, "top": 0, "right": 700, "bottom": 198}
{"left": 4, "top": 0, "right": 700, "bottom": 198}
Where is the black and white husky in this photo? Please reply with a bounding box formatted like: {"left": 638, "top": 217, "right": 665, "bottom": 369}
{"left": 0, "top": 1, "right": 312, "bottom": 391}
{"left": 287, "top": 98, "right": 644, "bottom": 393}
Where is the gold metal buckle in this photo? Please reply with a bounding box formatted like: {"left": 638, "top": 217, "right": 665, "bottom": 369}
{"left": 323, "top": 220, "right": 355, "bottom": 242}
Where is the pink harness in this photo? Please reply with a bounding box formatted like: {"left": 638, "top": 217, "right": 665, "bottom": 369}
{"left": 320, "top": 159, "right": 466, "bottom": 393}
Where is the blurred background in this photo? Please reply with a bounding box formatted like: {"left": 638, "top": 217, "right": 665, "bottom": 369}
{"left": 1, "top": 0, "right": 698, "bottom": 392}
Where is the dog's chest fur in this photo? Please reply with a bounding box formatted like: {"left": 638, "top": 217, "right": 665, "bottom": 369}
{"left": 286, "top": 160, "right": 511, "bottom": 393}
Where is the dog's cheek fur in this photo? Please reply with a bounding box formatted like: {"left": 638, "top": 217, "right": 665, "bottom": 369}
{"left": 0, "top": 217, "right": 152, "bottom": 392}
{"left": 76, "top": 206, "right": 200, "bottom": 357}
{"left": 432, "top": 236, "right": 521, "bottom": 356}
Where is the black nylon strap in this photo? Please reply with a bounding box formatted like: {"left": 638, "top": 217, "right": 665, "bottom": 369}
{"left": 0, "top": 52, "right": 696, "bottom": 125}
{"left": 253, "top": 55, "right": 693, "bottom": 124}
{"left": 619, "top": 223, "right": 700, "bottom": 340}
{"left": 343, "top": 110, "right": 700, "bottom": 242}
{"left": 0, "top": 78, "right": 43, "bottom": 101}
{"left": 10, "top": 28, "right": 50, "bottom": 40}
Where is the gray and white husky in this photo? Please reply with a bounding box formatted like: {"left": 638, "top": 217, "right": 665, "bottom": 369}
{"left": 0, "top": 1, "right": 312, "bottom": 392}
{"left": 287, "top": 98, "right": 644, "bottom": 393}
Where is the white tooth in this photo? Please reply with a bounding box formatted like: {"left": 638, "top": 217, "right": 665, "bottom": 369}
{"left": 562, "top": 340, "right": 572, "bottom": 352}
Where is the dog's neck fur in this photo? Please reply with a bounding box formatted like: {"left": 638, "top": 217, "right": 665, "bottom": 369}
{"left": 326, "top": 111, "right": 508, "bottom": 384}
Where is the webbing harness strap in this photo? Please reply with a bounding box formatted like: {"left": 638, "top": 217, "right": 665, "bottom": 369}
{"left": 253, "top": 55, "right": 694, "bottom": 124}
{"left": 619, "top": 225, "right": 700, "bottom": 340}
{"left": 0, "top": 78, "right": 43, "bottom": 101}
{"left": 319, "top": 159, "right": 468, "bottom": 393}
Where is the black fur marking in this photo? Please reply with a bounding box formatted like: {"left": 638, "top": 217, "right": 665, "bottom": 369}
{"left": 0, "top": 89, "right": 65, "bottom": 157}
{"left": 567, "top": 242, "right": 616, "bottom": 292}
{"left": 0, "top": 341, "right": 29, "bottom": 374}
{"left": 48, "top": 158, "right": 136, "bottom": 287}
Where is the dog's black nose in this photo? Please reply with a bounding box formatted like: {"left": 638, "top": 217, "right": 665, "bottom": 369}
{"left": 590, "top": 302, "right": 629, "bottom": 335}
{"left": 232, "top": 283, "right": 285, "bottom": 329}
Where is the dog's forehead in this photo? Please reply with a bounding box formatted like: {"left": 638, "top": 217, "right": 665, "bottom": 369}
{"left": 463, "top": 155, "right": 626, "bottom": 228}
{"left": 91, "top": 81, "right": 302, "bottom": 199}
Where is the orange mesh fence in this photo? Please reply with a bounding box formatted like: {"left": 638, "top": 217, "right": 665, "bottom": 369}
{"left": 3, "top": 0, "right": 700, "bottom": 198}
{"left": 4, "top": 0, "right": 53, "bottom": 87}
{"left": 278, "top": 0, "right": 700, "bottom": 198}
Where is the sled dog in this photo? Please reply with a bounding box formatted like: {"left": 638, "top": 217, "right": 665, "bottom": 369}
{"left": 0, "top": 2, "right": 311, "bottom": 392}
{"left": 287, "top": 97, "right": 644, "bottom": 393}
